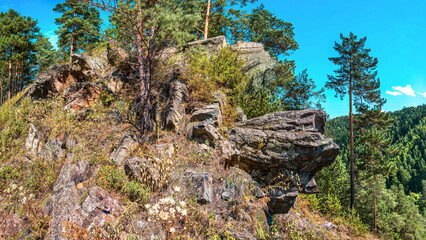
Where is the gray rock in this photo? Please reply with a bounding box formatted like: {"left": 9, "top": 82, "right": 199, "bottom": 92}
{"left": 0, "top": 212, "right": 24, "bottom": 239}
{"left": 110, "top": 134, "right": 138, "bottom": 166}
{"left": 44, "top": 160, "right": 96, "bottom": 240}
{"left": 163, "top": 80, "right": 188, "bottom": 131}
{"left": 190, "top": 103, "right": 222, "bottom": 126}
{"left": 101, "top": 69, "right": 127, "bottom": 93}
{"left": 236, "top": 107, "right": 247, "bottom": 122}
{"left": 268, "top": 188, "right": 299, "bottom": 214}
{"left": 153, "top": 143, "right": 175, "bottom": 158}
{"left": 78, "top": 186, "right": 124, "bottom": 229}
{"left": 231, "top": 41, "right": 276, "bottom": 89}
{"left": 319, "top": 222, "right": 336, "bottom": 230}
{"left": 25, "top": 124, "right": 44, "bottom": 155}
{"left": 71, "top": 54, "right": 108, "bottom": 81}
{"left": 226, "top": 109, "right": 339, "bottom": 214}
{"left": 188, "top": 103, "right": 223, "bottom": 146}
{"left": 41, "top": 139, "right": 66, "bottom": 162}
{"left": 185, "top": 170, "right": 213, "bottom": 204}
{"left": 27, "top": 64, "right": 73, "bottom": 100}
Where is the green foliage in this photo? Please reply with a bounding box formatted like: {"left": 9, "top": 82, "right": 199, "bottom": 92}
{"left": 34, "top": 35, "right": 57, "bottom": 72}
{"left": 182, "top": 47, "right": 249, "bottom": 104}
{"left": 96, "top": 165, "right": 151, "bottom": 204}
{"left": 54, "top": 0, "right": 102, "bottom": 60}
{"left": 123, "top": 180, "right": 150, "bottom": 203}
{"left": 0, "top": 9, "right": 40, "bottom": 102}
{"left": 325, "top": 105, "right": 426, "bottom": 239}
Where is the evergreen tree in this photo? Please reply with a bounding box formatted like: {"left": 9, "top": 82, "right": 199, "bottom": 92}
{"left": 54, "top": 0, "right": 102, "bottom": 62}
{"left": 34, "top": 35, "right": 57, "bottom": 72}
{"left": 0, "top": 9, "right": 39, "bottom": 103}
{"left": 81, "top": 0, "right": 200, "bottom": 134}
{"left": 282, "top": 69, "right": 325, "bottom": 110}
{"left": 355, "top": 108, "right": 397, "bottom": 232}
{"left": 326, "top": 32, "right": 384, "bottom": 209}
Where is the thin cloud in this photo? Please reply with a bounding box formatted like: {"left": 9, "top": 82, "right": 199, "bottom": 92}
{"left": 386, "top": 90, "right": 403, "bottom": 96}
{"left": 421, "top": 92, "right": 426, "bottom": 98}
{"left": 392, "top": 85, "right": 416, "bottom": 96}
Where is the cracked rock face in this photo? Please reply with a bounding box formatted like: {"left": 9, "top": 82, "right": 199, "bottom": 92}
{"left": 226, "top": 109, "right": 339, "bottom": 214}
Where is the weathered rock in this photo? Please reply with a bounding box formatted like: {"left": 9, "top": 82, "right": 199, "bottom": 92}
{"left": 27, "top": 64, "right": 73, "bottom": 100}
{"left": 153, "top": 143, "right": 175, "bottom": 158}
{"left": 226, "top": 109, "right": 339, "bottom": 214}
{"left": 188, "top": 103, "right": 222, "bottom": 145}
{"left": 0, "top": 212, "right": 24, "bottom": 239}
{"left": 280, "top": 212, "right": 316, "bottom": 231}
{"left": 267, "top": 188, "right": 299, "bottom": 214}
{"left": 164, "top": 36, "right": 229, "bottom": 56}
{"left": 163, "top": 80, "right": 188, "bottom": 131}
{"left": 107, "top": 44, "right": 129, "bottom": 67}
{"left": 185, "top": 170, "right": 213, "bottom": 204}
{"left": 25, "top": 124, "right": 44, "bottom": 155}
{"left": 110, "top": 134, "right": 138, "bottom": 166}
{"left": 63, "top": 82, "right": 103, "bottom": 111}
{"left": 231, "top": 41, "right": 277, "bottom": 89}
{"left": 41, "top": 139, "right": 66, "bottom": 162}
{"left": 319, "top": 222, "right": 337, "bottom": 230}
{"left": 71, "top": 54, "right": 108, "bottom": 81}
{"left": 78, "top": 186, "right": 124, "bottom": 229}
{"left": 101, "top": 69, "right": 128, "bottom": 93}
{"left": 44, "top": 160, "right": 96, "bottom": 240}
{"left": 230, "top": 231, "right": 257, "bottom": 240}
{"left": 190, "top": 103, "right": 222, "bottom": 126}
{"left": 236, "top": 107, "right": 247, "bottom": 122}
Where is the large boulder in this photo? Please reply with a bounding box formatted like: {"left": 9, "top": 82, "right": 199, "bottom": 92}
{"left": 187, "top": 103, "right": 222, "bottom": 146}
{"left": 44, "top": 161, "right": 122, "bottom": 240}
{"left": 231, "top": 41, "right": 277, "bottom": 89}
{"left": 71, "top": 54, "right": 109, "bottom": 81}
{"left": 25, "top": 124, "right": 44, "bottom": 155}
{"left": 226, "top": 109, "right": 339, "bottom": 213}
{"left": 27, "top": 64, "right": 74, "bottom": 100}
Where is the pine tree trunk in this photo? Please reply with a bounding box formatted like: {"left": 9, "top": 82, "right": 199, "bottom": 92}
{"left": 373, "top": 176, "right": 378, "bottom": 233}
{"left": 70, "top": 34, "right": 74, "bottom": 64}
{"left": 349, "top": 74, "right": 355, "bottom": 209}
{"left": 204, "top": 0, "right": 211, "bottom": 39}
{"left": 8, "top": 61, "right": 12, "bottom": 100}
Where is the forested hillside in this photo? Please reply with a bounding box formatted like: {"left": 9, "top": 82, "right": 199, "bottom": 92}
{"left": 316, "top": 105, "right": 426, "bottom": 239}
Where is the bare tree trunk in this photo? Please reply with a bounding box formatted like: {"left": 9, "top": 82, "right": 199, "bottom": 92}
{"left": 204, "top": 0, "right": 211, "bottom": 39}
{"left": 373, "top": 176, "right": 377, "bottom": 233}
{"left": 349, "top": 73, "right": 355, "bottom": 209}
{"left": 8, "top": 61, "right": 12, "bottom": 100}
{"left": 70, "top": 34, "right": 75, "bottom": 64}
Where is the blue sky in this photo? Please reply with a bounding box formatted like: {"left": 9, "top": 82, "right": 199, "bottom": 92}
{"left": 1, "top": 0, "right": 426, "bottom": 118}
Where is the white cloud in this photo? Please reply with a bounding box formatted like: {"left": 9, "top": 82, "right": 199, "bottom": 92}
{"left": 392, "top": 85, "right": 416, "bottom": 96}
{"left": 421, "top": 92, "right": 426, "bottom": 98}
{"left": 386, "top": 90, "right": 402, "bottom": 96}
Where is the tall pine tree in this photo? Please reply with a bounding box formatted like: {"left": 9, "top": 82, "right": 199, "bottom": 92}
{"left": 326, "top": 32, "right": 384, "bottom": 209}
{"left": 54, "top": 0, "right": 101, "bottom": 62}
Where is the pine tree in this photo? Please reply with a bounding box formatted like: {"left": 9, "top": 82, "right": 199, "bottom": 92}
{"left": 34, "top": 35, "right": 57, "bottom": 72}
{"left": 0, "top": 9, "right": 39, "bottom": 103}
{"left": 54, "top": 0, "right": 101, "bottom": 62}
{"left": 282, "top": 69, "right": 325, "bottom": 110}
{"left": 81, "top": 0, "right": 200, "bottom": 134}
{"left": 355, "top": 108, "right": 397, "bottom": 232}
{"left": 326, "top": 32, "right": 385, "bottom": 209}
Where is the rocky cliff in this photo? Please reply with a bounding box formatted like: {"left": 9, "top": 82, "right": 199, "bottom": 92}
{"left": 0, "top": 36, "right": 340, "bottom": 239}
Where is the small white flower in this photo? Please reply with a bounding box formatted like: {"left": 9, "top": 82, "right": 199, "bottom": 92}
{"left": 169, "top": 207, "right": 176, "bottom": 215}
{"left": 173, "top": 186, "right": 181, "bottom": 192}
{"left": 169, "top": 227, "right": 176, "bottom": 233}
{"left": 181, "top": 209, "right": 188, "bottom": 216}
{"left": 144, "top": 203, "right": 151, "bottom": 209}
{"left": 179, "top": 201, "right": 186, "bottom": 207}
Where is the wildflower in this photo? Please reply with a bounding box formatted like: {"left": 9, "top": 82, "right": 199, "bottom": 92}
{"left": 181, "top": 209, "right": 188, "bottom": 216}
{"left": 169, "top": 227, "right": 176, "bottom": 233}
{"left": 159, "top": 211, "right": 169, "bottom": 220}
{"left": 173, "top": 186, "right": 181, "bottom": 192}
{"left": 144, "top": 203, "right": 151, "bottom": 209}
{"left": 179, "top": 201, "right": 186, "bottom": 207}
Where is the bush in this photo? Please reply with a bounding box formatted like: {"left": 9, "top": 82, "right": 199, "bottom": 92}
{"left": 123, "top": 180, "right": 150, "bottom": 203}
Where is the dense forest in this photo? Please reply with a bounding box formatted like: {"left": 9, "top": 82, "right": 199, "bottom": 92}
{"left": 0, "top": 0, "right": 425, "bottom": 239}
{"left": 315, "top": 105, "right": 426, "bottom": 239}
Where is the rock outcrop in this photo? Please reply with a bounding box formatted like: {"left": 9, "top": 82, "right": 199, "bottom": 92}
{"left": 163, "top": 80, "right": 188, "bottom": 131}
{"left": 44, "top": 160, "right": 122, "bottom": 240}
{"left": 110, "top": 134, "right": 139, "bottom": 166}
{"left": 27, "top": 64, "right": 73, "bottom": 100}
{"left": 226, "top": 109, "right": 339, "bottom": 213}
{"left": 63, "top": 82, "right": 103, "bottom": 111}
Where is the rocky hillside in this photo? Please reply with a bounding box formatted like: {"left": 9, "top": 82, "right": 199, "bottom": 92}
{"left": 0, "top": 37, "right": 375, "bottom": 239}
